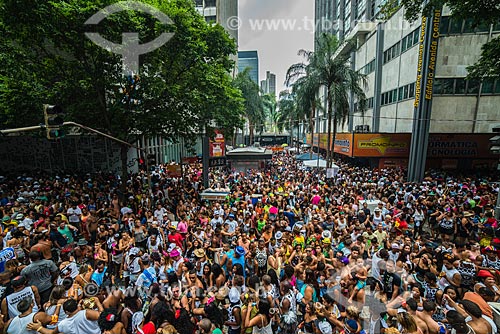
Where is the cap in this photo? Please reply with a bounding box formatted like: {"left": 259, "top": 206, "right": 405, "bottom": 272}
{"left": 322, "top": 230, "right": 331, "bottom": 239}
{"left": 141, "top": 254, "right": 150, "bottom": 262}
{"left": 391, "top": 243, "right": 400, "bottom": 249}
{"left": 129, "top": 247, "right": 140, "bottom": 256}
{"left": 11, "top": 276, "right": 27, "bottom": 287}
{"left": 167, "top": 243, "right": 176, "bottom": 253}
{"left": 322, "top": 238, "right": 332, "bottom": 245}
{"left": 275, "top": 231, "right": 283, "bottom": 240}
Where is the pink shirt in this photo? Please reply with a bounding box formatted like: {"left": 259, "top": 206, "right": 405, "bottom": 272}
{"left": 312, "top": 195, "right": 321, "bottom": 205}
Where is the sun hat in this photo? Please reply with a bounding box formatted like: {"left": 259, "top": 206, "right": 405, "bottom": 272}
{"left": 322, "top": 230, "right": 331, "bottom": 239}
{"left": 77, "top": 239, "right": 88, "bottom": 246}
{"left": 477, "top": 270, "right": 495, "bottom": 279}
{"left": 215, "top": 286, "right": 229, "bottom": 300}
{"left": 194, "top": 249, "right": 206, "bottom": 258}
{"left": 170, "top": 249, "right": 180, "bottom": 257}
{"left": 235, "top": 246, "right": 245, "bottom": 256}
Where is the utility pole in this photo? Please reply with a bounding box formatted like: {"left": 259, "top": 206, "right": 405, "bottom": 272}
{"left": 490, "top": 126, "right": 500, "bottom": 219}
{"left": 202, "top": 130, "right": 210, "bottom": 189}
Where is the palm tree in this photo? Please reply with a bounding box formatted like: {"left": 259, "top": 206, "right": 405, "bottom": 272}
{"left": 311, "top": 33, "right": 367, "bottom": 167}
{"left": 276, "top": 90, "right": 300, "bottom": 144}
{"left": 233, "top": 68, "right": 265, "bottom": 145}
{"left": 262, "top": 94, "right": 279, "bottom": 134}
{"left": 285, "top": 50, "right": 321, "bottom": 158}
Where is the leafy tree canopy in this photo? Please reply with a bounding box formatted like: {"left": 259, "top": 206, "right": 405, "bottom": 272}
{"left": 0, "top": 0, "right": 244, "bottom": 144}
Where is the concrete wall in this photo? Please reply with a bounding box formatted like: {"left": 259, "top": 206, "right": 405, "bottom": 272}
{"left": 348, "top": 6, "right": 500, "bottom": 135}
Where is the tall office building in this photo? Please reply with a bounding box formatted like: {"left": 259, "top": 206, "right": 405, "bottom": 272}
{"left": 260, "top": 71, "right": 276, "bottom": 97}
{"left": 194, "top": 0, "right": 238, "bottom": 47}
{"left": 310, "top": 1, "right": 500, "bottom": 170}
{"left": 238, "top": 51, "right": 259, "bottom": 84}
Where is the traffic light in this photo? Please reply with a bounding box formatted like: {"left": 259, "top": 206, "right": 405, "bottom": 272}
{"left": 43, "top": 104, "right": 64, "bottom": 139}
{"left": 139, "top": 157, "right": 145, "bottom": 170}
{"left": 147, "top": 153, "right": 156, "bottom": 167}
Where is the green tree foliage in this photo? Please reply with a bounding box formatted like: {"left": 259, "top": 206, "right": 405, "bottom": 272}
{"left": 262, "top": 94, "right": 279, "bottom": 133}
{"left": 285, "top": 49, "right": 321, "bottom": 157}
{"left": 0, "top": 0, "right": 244, "bottom": 173}
{"left": 233, "top": 68, "right": 264, "bottom": 145}
{"left": 397, "top": 0, "right": 500, "bottom": 78}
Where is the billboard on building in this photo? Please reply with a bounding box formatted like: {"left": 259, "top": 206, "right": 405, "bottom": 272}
{"left": 209, "top": 131, "right": 225, "bottom": 157}
{"left": 353, "top": 134, "right": 410, "bottom": 157}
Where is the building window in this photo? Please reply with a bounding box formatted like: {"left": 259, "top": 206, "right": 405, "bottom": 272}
{"left": 361, "top": 59, "right": 375, "bottom": 75}
{"left": 433, "top": 78, "right": 454, "bottom": 95}
{"left": 455, "top": 78, "right": 466, "bottom": 94}
{"left": 383, "top": 42, "right": 401, "bottom": 64}
{"left": 440, "top": 16, "right": 450, "bottom": 35}
{"left": 409, "top": 83, "right": 415, "bottom": 98}
{"left": 495, "top": 80, "right": 500, "bottom": 94}
{"left": 482, "top": 79, "right": 495, "bottom": 94}
{"left": 205, "top": 15, "right": 216, "bottom": 23}
{"left": 441, "top": 78, "right": 455, "bottom": 94}
{"left": 205, "top": 0, "right": 216, "bottom": 6}
{"left": 475, "top": 21, "right": 491, "bottom": 33}
{"left": 463, "top": 18, "right": 475, "bottom": 34}
{"left": 367, "top": 97, "right": 374, "bottom": 109}
{"left": 467, "top": 79, "right": 480, "bottom": 94}
{"left": 404, "top": 85, "right": 409, "bottom": 99}
{"left": 413, "top": 29, "right": 420, "bottom": 45}
{"left": 449, "top": 18, "right": 463, "bottom": 34}
{"left": 398, "top": 87, "right": 404, "bottom": 100}
{"left": 494, "top": 20, "right": 500, "bottom": 32}
{"left": 194, "top": 0, "right": 203, "bottom": 6}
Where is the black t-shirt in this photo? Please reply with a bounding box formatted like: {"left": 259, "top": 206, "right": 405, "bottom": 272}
{"left": 382, "top": 272, "right": 401, "bottom": 296}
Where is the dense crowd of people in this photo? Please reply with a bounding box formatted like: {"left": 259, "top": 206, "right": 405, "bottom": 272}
{"left": 0, "top": 149, "right": 499, "bottom": 334}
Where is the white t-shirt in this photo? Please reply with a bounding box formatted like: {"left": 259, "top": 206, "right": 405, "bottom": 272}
{"left": 58, "top": 310, "right": 100, "bottom": 334}
{"left": 67, "top": 207, "right": 82, "bottom": 223}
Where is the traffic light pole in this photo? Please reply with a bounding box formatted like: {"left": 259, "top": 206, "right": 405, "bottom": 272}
{"left": 1, "top": 122, "right": 144, "bottom": 151}
{"left": 0, "top": 125, "right": 48, "bottom": 134}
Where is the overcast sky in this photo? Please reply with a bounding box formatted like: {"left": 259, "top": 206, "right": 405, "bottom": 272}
{"left": 238, "top": 0, "right": 315, "bottom": 97}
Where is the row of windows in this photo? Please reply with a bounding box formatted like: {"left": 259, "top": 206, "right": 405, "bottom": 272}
{"left": 381, "top": 82, "right": 416, "bottom": 106}
{"left": 194, "top": 0, "right": 216, "bottom": 7}
{"left": 401, "top": 28, "right": 420, "bottom": 53}
{"left": 433, "top": 78, "right": 500, "bottom": 95}
{"left": 367, "top": 97, "right": 374, "bottom": 109}
{"left": 361, "top": 59, "right": 375, "bottom": 75}
{"left": 383, "top": 28, "right": 420, "bottom": 64}
{"left": 383, "top": 42, "right": 400, "bottom": 64}
{"left": 440, "top": 17, "right": 500, "bottom": 35}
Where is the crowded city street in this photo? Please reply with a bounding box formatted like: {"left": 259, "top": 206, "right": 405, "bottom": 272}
{"left": 0, "top": 150, "right": 499, "bottom": 334}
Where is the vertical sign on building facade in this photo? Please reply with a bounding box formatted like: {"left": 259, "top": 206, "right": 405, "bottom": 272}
{"left": 408, "top": 8, "right": 442, "bottom": 182}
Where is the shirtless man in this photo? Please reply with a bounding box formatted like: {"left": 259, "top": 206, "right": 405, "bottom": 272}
{"left": 416, "top": 301, "right": 442, "bottom": 334}
{"left": 457, "top": 300, "right": 494, "bottom": 334}
{"left": 30, "top": 233, "right": 52, "bottom": 260}
{"left": 102, "top": 289, "right": 126, "bottom": 316}
{"left": 406, "top": 298, "right": 429, "bottom": 334}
